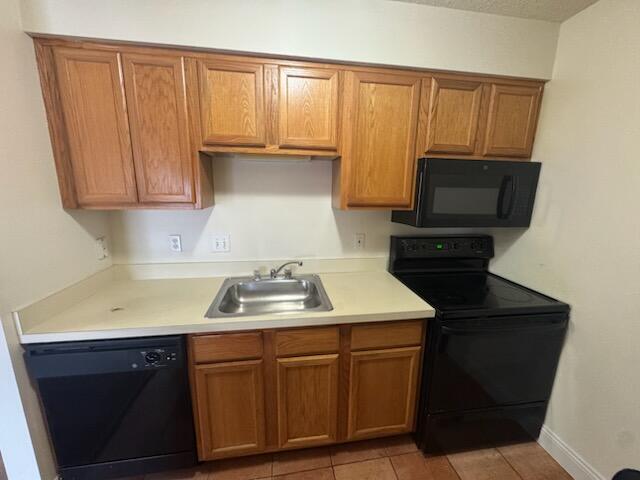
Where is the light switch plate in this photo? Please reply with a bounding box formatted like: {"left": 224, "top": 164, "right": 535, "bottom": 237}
{"left": 212, "top": 234, "right": 230, "bottom": 252}
{"left": 354, "top": 233, "right": 365, "bottom": 250}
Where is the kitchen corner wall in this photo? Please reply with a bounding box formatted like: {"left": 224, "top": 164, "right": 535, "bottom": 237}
{"left": 491, "top": 0, "right": 640, "bottom": 477}
{"left": 0, "top": 0, "right": 111, "bottom": 478}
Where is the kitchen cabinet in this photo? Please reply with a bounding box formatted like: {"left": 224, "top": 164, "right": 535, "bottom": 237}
{"left": 52, "top": 47, "right": 138, "bottom": 206}
{"left": 347, "top": 347, "right": 421, "bottom": 439}
{"left": 188, "top": 320, "right": 424, "bottom": 460}
{"left": 421, "top": 75, "right": 543, "bottom": 159}
{"left": 193, "top": 360, "right": 266, "bottom": 459}
{"left": 482, "top": 84, "right": 542, "bottom": 158}
{"left": 122, "top": 53, "right": 194, "bottom": 203}
{"left": 334, "top": 71, "right": 422, "bottom": 209}
{"left": 276, "top": 354, "right": 339, "bottom": 448}
{"left": 34, "top": 37, "right": 545, "bottom": 211}
{"left": 198, "top": 60, "right": 267, "bottom": 147}
{"left": 425, "top": 77, "right": 484, "bottom": 155}
{"left": 278, "top": 67, "right": 340, "bottom": 150}
{"left": 35, "top": 40, "right": 213, "bottom": 209}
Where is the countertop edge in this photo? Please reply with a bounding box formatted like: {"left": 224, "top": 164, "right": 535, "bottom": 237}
{"left": 18, "top": 309, "right": 435, "bottom": 344}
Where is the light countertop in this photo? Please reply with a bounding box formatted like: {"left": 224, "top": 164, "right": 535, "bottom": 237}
{"left": 17, "top": 270, "right": 435, "bottom": 344}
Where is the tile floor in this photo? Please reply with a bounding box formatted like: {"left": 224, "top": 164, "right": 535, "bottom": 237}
{"left": 129, "top": 436, "right": 573, "bottom": 480}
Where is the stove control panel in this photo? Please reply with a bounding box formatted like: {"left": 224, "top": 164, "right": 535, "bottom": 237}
{"left": 391, "top": 236, "right": 494, "bottom": 259}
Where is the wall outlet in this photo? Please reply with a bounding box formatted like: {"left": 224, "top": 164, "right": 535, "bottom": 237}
{"left": 354, "top": 233, "right": 365, "bottom": 250}
{"left": 213, "top": 234, "right": 230, "bottom": 252}
{"left": 168, "top": 234, "right": 182, "bottom": 253}
{"left": 95, "top": 237, "right": 109, "bottom": 260}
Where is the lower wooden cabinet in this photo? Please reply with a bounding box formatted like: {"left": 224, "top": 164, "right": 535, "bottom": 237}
{"left": 347, "top": 346, "right": 421, "bottom": 440}
{"left": 193, "top": 360, "right": 265, "bottom": 459}
{"left": 188, "top": 320, "right": 424, "bottom": 460}
{"left": 277, "top": 354, "right": 339, "bottom": 448}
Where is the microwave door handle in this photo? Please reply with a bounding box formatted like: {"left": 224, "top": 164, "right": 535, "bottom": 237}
{"left": 497, "top": 175, "right": 517, "bottom": 219}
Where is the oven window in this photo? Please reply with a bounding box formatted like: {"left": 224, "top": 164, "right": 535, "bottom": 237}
{"left": 432, "top": 187, "right": 499, "bottom": 215}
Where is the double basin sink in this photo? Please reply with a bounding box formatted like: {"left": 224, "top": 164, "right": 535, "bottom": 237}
{"left": 205, "top": 274, "right": 333, "bottom": 318}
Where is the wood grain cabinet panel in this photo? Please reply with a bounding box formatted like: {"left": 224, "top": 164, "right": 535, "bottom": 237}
{"left": 192, "top": 333, "right": 263, "bottom": 363}
{"left": 276, "top": 354, "right": 339, "bottom": 448}
{"left": 347, "top": 346, "right": 421, "bottom": 440}
{"left": 275, "top": 327, "right": 339, "bottom": 357}
{"left": 339, "top": 71, "right": 421, "bottom": 209}
{"left": 122, "top": 53, "right": 194, "bottom": 203}
{"left": 194, "top": 360, "right": 266, "bottom": 460}
{"left": 351, "top": 320, "right": 423, "bottom": 351}
{"left": 53, "top": 47, "right": 138, "bottom": 206}
{"left": 426, "top": 77, "right": 484, "bottom": 154}
{"left": 198, "top": 60, "right": 266, "bottom": 146}
{"left": 278, "top": 67, "right": 339, "bottom": 150}
{"left": 483, "top": 84, "right": 542, "bottom": 158}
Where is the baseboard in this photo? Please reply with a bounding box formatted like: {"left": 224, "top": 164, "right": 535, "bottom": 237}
{"left": 538, "top": 425, "right": 606, "bottom": 480}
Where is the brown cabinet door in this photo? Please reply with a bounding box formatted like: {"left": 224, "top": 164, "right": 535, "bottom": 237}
{"left": 197, "top": 60, "right": 266, "bottom": 146}
{"left": 341, "top": 71, "right": 421, "bottom": 208}
{"left": 194, "top": 360, "right": 265, "bottom": 460}
{"left": 426, "top": 77, "right": 484, "bottom": 154}
{"left": 53, "top": 47, "right": 137, "bottom": 206}
{"left": 122, "top": 53, "right": 194, "bottom": 203}
{"left": 276, "top": 354, "right": 339, "bottom": 448}
{"left": 278, "top": 66, "right": 339, "bottom": 150}
{"left": 483, "top": 84, "right": 542, "bottom": 158}
{"left": 347, "top": 346, "right": 421, "bottom": 440}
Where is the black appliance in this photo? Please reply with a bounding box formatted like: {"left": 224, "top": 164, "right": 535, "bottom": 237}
{"left": 389, "top": 235, "right": 569, "bottom": 454}
{"left": 25, "top": 336, "right": 197, "bottom": 480}
{"left": 392, "top": 158, "right": 541, "bottom": 227}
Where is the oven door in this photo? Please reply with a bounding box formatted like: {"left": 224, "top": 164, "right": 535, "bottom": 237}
{"left": 418, "top": 158, "right": 541, "bottom": 227}
{"left": 426, "top": 313, "right": 567, "bottom": 413}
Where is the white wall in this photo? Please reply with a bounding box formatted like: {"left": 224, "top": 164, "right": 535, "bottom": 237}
{"left": 110, "top": 157, "right": 424, "bottom": 265}
{"left": 0, "top": 0, "right": 112, "bottom": 477}
{"left": 491, "top": 0, "right": 640, "bottom": 477}
{"left": 20, "top": 0, "right": 559, "bottom": 79}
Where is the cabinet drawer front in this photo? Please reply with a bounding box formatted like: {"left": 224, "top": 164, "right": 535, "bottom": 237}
{"left": 275, "top": 327, "right": 339, "bottom": 357}
{"left": 351, "top": 320, "right": 423, "bottom": 350}
{"left": 192, "top": 333, "right": 263, "bottom": 363}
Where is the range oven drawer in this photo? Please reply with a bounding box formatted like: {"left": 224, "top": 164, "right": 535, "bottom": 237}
{"left": 425, "top": 314, "right": 568, "bottom": 414}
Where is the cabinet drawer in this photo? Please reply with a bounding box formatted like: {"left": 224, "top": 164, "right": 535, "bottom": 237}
{"left": 191, "top": 333, "right": 263, "bottom": 363}
{"left": 275, "top": 327, "right": 339, "bottom": 357}
{"left": 351, "top": 321, "right": 423, "bottom": 351}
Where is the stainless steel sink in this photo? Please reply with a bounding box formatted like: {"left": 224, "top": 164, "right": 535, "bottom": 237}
{"left": 205, "top": 274, "right": 333, "bottom": 318}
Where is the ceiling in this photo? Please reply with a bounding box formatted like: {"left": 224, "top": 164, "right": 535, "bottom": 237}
{"left": 389, "top": 0, "right": 600, "bottom": 22}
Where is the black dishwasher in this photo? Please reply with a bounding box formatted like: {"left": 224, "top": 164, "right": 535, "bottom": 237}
{"left": 25, "top": 336, "right": 197, "bottom": 480}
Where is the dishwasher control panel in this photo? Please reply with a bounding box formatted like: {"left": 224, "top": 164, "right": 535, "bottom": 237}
{"left": 136, "top": 347, "right": 179, "bottom": 369}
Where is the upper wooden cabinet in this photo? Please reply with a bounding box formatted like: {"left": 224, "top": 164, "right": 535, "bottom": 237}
{"left": 34, "top": 37, "right": 545, "bottom": 211}
{"left": 335, "top": 70, "right": 422, "bottom": 209}
{"left": 278, "top": 67, "right": 340, "bottom": 150}
{"left": 36, "top": 40, "right": 212, "bottom": 209}
{"left": 122, "top": 53, "right": 194, "bottom": 203}
{"left": 198, "top": 60, "right": 266, "bottom": 147}
{"left": 426, "top": 77, "right": 484, "bottom": 155}
{"left": 483, "top": 84, "right": 542, "bottom": 157}
{"left": 52, "top": 48, "right": 138, "bottom": 206}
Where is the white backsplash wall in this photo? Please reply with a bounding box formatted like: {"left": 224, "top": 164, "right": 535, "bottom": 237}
{"left": 109, "top": 157, "right": 428, "bottom": 265}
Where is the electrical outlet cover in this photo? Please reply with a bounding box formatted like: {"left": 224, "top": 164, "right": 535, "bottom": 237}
{"left": 212, "top": 234, "right": 230, "bottom": 252}
{"left": 168, "top": 234, "right": 182, "bottom": 253}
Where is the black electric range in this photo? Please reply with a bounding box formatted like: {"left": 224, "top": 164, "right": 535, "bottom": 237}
{"left": 389, "top": 235, "right": 569, "bottom": 454}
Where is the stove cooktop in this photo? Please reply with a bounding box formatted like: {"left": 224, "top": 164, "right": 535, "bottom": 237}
{"left": 396, "top": 271, "right": 569, "bottom": 319}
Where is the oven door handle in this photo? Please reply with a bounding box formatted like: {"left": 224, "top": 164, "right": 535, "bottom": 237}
{"left": 497, "top": 175, "right": 517, "bottom": 219}
{"left": 441, "top": 321, "right": 567, "bottom": 336}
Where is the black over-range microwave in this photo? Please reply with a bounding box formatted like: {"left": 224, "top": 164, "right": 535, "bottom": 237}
{"left": 392, "top": 158, "right": 541, "bottom": 228}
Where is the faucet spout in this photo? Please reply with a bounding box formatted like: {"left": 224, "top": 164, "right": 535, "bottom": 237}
{"left": 270, "top": 261, "right": 303, "bottom": 279}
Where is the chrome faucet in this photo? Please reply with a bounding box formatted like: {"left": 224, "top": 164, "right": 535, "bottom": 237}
{"left": 270, "top": 261, "right": 303, "bottom": 279}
